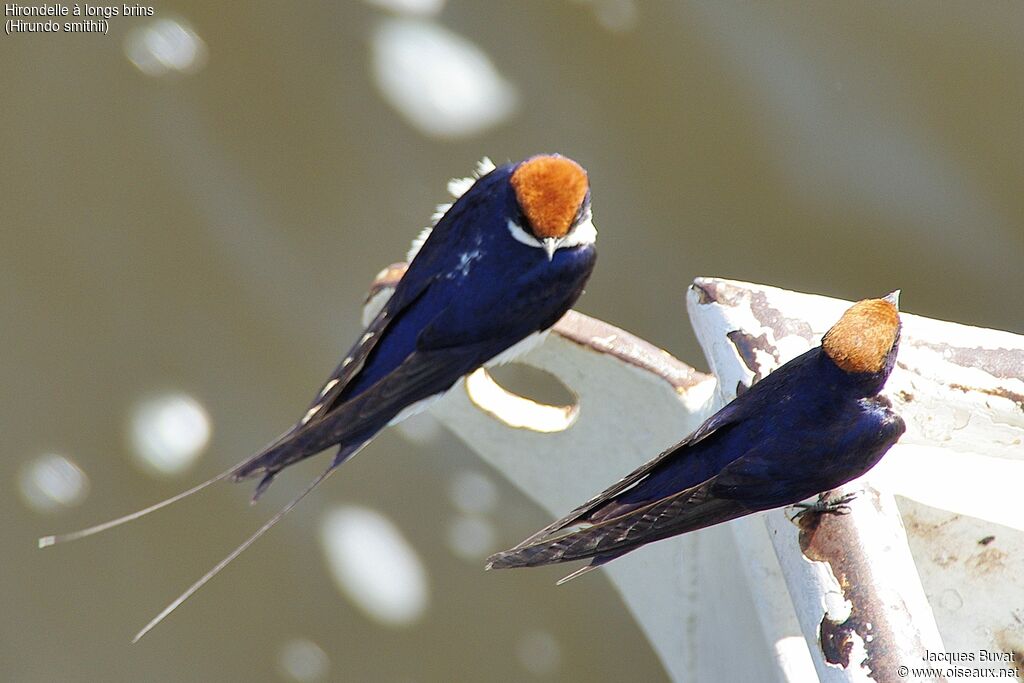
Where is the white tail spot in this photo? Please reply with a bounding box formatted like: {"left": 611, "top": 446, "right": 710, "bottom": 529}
{"left": 319, "top": 379, "right": 340, "bottom": 397}
{"left": 301, "top": 405, "right": 322, "bottom": 425}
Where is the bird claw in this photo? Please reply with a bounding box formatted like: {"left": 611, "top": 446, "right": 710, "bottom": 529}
{"left": 789, "top": 492, "right": 858, "bottom": 521}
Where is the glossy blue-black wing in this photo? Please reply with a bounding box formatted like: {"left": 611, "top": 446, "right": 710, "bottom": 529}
{"left": 254, "top": 250, "right": 599, "bottom": 471}
{"left": 486, "top": 476, "right": 751, "bottom": 570}
{"left": 500, "top": 388, "right": 758, "bottom": 551}
{"left": 229, "top": 283, "right": 434, "bottom": 487}
{"left": 489, "top": 397, "right": 906, "bottom": 570}
{"left": 709, "top": 396, "right": 905, "bottom": 508}
{"left": 298, "top": 199, "right": 483, "bottom": 418}
{"left": 230, "top": 187, "right": 492, "bottom": 485}
{"left": 507, "top": 347, "right": 827, "bottom": 542}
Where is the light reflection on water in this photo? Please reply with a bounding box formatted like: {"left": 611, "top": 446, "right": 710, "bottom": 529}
{"left": 18, "top": 454, "right": 90, "bottom": 513}
{"left": 124, "top": 17, "right": 208, "bottom": 77}
{"left": 371, "top": 18, "right": 518, "bottom": 139}
{"left": 445, "top": 514, "right": 496, "bottom": 561}
{"left": 319, "top": 506, "right": 429, "bottom": 627}
{"left": 516, "top": 629, "right": 563, "bottom": 678}
{"left": 586, "top": 0, "right": 639, "bottom": 33}
{"left": 128, "top": 392, "right": 211, "bottom": 477}
{"left": 277, "top": 638, "right": 330, "bottom": 683}
{"left": 445, "top": 470, "right": 500, "bottom": 559}
{"left": 361, "top": 0, "right": 446, "bottom": 17}
{"left": 447, "top": 469, "right": 499, "bottom": 515}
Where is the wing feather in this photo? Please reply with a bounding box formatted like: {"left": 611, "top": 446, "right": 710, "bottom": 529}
{"left": 488, "top": 477, "right": 753, "bottom": 569}
{"left": 505, "top": 397, "right": 752, "bottom": 550}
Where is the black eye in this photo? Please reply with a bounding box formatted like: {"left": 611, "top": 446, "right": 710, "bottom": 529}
{"left": 507, "top": 192, "right": 534, "bottom": 234}
{"left": 572, "top": 194, "right": 592, "bottom": 227}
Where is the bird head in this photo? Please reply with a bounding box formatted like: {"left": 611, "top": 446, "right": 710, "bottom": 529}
{"left": 821, "top": 292, "right": 902, "bottom": 391}
{"left": 507, "top": 155, "right": 595, "bottom": 260}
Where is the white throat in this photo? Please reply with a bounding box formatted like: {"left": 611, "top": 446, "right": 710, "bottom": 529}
{"left": 506, "top": 212, "right": 597, "bottom": 253}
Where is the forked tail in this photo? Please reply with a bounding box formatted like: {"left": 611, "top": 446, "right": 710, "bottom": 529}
{"left": 38, "top": 439, "right": 366, "bottom": 641}
{"left": 132, "top": 463, "right": 338, "bottom": 642}
{"left": 38, "top": 463, "right": 240, "bottom": 548}
{"left": 37, "top": 426, "right": 317, "bottom": 548}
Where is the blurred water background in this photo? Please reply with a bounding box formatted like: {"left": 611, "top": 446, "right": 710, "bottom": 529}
{"left": 2, "top": 1, "right": 1022, "bottom": 681}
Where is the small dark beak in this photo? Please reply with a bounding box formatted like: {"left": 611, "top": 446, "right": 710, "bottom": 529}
{"left": 542, "top": 238, "right": 558, "bottom": 261}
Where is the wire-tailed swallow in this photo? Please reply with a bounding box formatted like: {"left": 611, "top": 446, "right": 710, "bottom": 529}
{"left": 486, "top": 294, "right": 905, "bottom": 583}
{"left": 41, "top": 154, "right": 598, "bottom": 639}
{"left": 233, "top": 154, "right": 597, "bottom": 496}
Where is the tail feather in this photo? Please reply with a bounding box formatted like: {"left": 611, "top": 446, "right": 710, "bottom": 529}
{"left": 231, "top": 429, "right": 304, "bottom": 483}
{"left": 555, "top": 564, "right": 598, "bottom": 585}
{"left": 486, "top": 497, "right": 671, "bottom": 570}
{"left": 487, "top": 543, "right": 624, "bottom": 585}
{"left": 133, "top": 462, "right": 339, "bottom": 642}
{"left": 486, "top": 525, "right": 609, "bottom": 570}
{"left": 240, "top": 440, "right": 368, "bottom": 502}
{"left": 38, "top": 464, "right": 239, "bottom": 548}
{"left": 487, "top": 483, "right": 746, "bottom": 574}
{"left": 132, "top": 441, "right": 367, "bottom": 640}
{"left": 555, "top": 552, "right": 625, "bottom": 584}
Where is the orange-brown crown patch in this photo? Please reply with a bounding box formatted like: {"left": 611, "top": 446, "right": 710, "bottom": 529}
{"left": 510, "top": 155, "right": 589, "bottom": 239}
{"left": 822, "top": 298, "right": 901, "bottom": 374}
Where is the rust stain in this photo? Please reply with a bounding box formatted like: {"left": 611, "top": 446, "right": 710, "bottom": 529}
{"left": 901, "top": 509, "right": 964, "bottom": 567}
{"left": 796, "top": 489, "right": 932, "bottom": 679}
{"left": 965, "top": 546, "right": 1008, "bottom": 575}
{"left": 688, "top": 279, "right": 815, "bottom": 342}
{"left": 994, "top": 630, "right": 1024, "bottom": 681}
{"left": 727, "top": 330, "right": 778, "bottom": 382}
{"left": 690, "top": 278, "right": 745, "bottom": 307}
{"left": 796, "top": 504, "right": 823, "bottom": 554}
{"left": 749, "top": 290, "right": 816, "bottom": 342}
{"left": 948, "top": 383, "right": 1024, "bottom": 411}
{"left": 553, "top": 311, "right": 711, "bottom": 392}
{"left": 915, "top": 341, "right": 1024, "bottom": 382}
{"left": 897, "top": 390, "right": 915, "bottom": 403}
{"left": 900, "top": 509, "right": 960, "bottom": 543}
{"left": 895, "top": 360, "right": 1023, "bottom": 411}
{"left": 691, "top": 280, "right": 716, "bottom": 305}
{"left": 820, "top": 613, "right": 857, "bottom": 668}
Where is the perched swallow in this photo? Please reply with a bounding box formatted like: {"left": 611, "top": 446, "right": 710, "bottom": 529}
{"left": 486, "top": 294, "right": 905, "bottom": 583}
{"left": 41, "top": 154, "right": 598, "bottom": 639}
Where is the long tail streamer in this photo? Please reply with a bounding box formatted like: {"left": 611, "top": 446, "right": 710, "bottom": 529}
{"left": 133, "top": 465, "right": 337, "bottom": 642}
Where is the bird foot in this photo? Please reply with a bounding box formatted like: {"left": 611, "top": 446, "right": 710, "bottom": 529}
{"left": 789, "top": 492, "right": 858, "bottom": 521}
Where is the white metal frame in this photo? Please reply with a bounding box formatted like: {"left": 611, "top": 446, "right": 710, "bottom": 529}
{"left": 367, "top": 271, "right": 1024, "bottom": 682}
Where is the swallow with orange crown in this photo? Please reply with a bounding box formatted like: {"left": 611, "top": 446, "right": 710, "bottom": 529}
{"left": 41, "top": 154, "right": 598, "bottom": 640}
{"left": 486, "top": 294, "right": 905, "bottom": 583}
